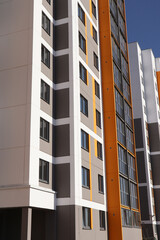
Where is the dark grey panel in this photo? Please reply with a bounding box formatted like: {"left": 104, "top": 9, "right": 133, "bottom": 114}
{"left": 54, "top": 0, "right": 68, "bottom": 20}
{"left": 136, "top": 151, "right": 146, "bottom": 183}
{"left": 139, "top": 186, "right": 150, "bottom": 220}
{"left": 53, "top": 88, "right": 69, "bottom": 119}
{"left": 151, "top": 154, "right": 160, "bottom": 185}
{"left": 54, "top": 54, "right": 69, "bottom": 84}
{"left": 53, "top": 124, "right": 70, "bottom": 157}
{"left": 56, "top": 205, "right": 75, "bottom": 240}
{"left": 0, "top": 208, "right": 21, "bottom": 240}
{"left": 54, "top": 24, "right": 68, "bottom": 51}
{"left": 55, "top": 163, "right": 70, "bottom": 198}
{"left": 148, "top": 122, "right": 160, "bottom": 152}
{"left": 134, "top": 118, "right": 144, "bottom": 148}
{"left": 141, "top": 224, "right": 153, "bottom": 239}
{"left": 154, "top": 189, "right": 160, "bottom": 221}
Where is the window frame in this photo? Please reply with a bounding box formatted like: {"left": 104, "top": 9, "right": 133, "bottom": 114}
{"left": 97, "top": 141, "right": 103, "bottom": 160}
{"left": 92, "top": 1, "right": 97, "bottom": 19}
{"left": 39, "top": 159, "right": 49, "bottom": 184}
{"left": 80, "top": 94, "right": 88, "bottom": 117}
{"left": 82, "top": 207, "right": 91, "bottom": 229}
{"left": 93, "top": 52, "right": 99, "bottom": 71}
{"left": 81, "top": 129, "right": 89, "bottom": 152}
{"left": 79, "top": 62, "right": 87, "bottom": 84}
{"left": 79, "top": 32, "right": 86, "bottom": 54}
{"left": 82, "top": 167, "right": 90, "bottom": 189}
{"left": 41, "top": 79, "right": 50, "bottom": 104}
{"left": 92, "top": 26, "right": 98, "bottom": 44}
{"left": 96, "top": 109, "right": 101, "bottom": 128}
{"left": 99, "top": 211, "right": 106, "bottom": 230}
{"left": 95, "top": 80, "right": 100, "bottom": 99}
{"left": 42, "top": 11, "right": 51, "bottom": 36}
{"left": 78, "top": 4, "right": 85, "bottom": 25}
{"left": 98, "top": 174, "right": 104, "bottom": 194}
{"left": 41, "top": 44, "right": 50, "bottom": 68}
{"left": 40, "top": 117, "right": 50, "bottom": 142}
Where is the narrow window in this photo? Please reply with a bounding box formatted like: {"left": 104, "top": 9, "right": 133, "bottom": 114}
{"left": 98, "top": 174, "right": 104, "bottom": 193}
{"left": 97, "top": 141, "right": 103, "bottom": 160}
{"left": 92, "top": 26, "right": 98, "bottom": 43}
{"left": 41, "top": 44, "right": 50, "bottom": 68}
{"left": 41, "top": 80, "right": 50, "bottom": 104}
{"left": 78, "top": 4, "right": 85, "bottom": 25}
{"left": 82, "top": 167, "right": 90, "bottom": 188}
{"left": 82, "top": 207, "right": 91, "bottom": 229}
{"left": 39, "top": 159, "right": 49, "bottom": 183}
{"left": 40, "top": 118, "right": 49, "bottom": 142}
{"left": 79, "top": 32, "right": 86, "bottom": 54}
{"left": 99, "top": 211, "right": 106, "bottom": 230}
{"left": 79, "top": 62, "right": 87, "bottom": 84}
{"left": 96, "top": 110, "right": 101, "bottom": 128}
{"left": 92, "top": 1, "right": 97, "bottom": 19}
{"left": 93, "top": 52, "right": 99, "bottom": 70}
{"left": 80, "top": 94, "right": 88, "bottom": 117}
{"left": 95, "top": 80, "right": 100, "bottom": 98}
{"left": 42, "top": 12, "right": 50, "bottom": 35}
{"left": 81, "top": 130, "right": 89, "bottom": 151}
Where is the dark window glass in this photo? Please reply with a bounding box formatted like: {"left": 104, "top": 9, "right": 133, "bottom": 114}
{"left": 92, "top": 1, "right": 97, "bottom": 18}
{"left": 41, "top": 80, "right": 50, "bottom": 104}
{"left": 98, "top": 174, "right": 104, "bottom": 193}
{"left": 92, "top": 26, "right": 98, "bottom": 43}
{"left": 41, "top": 44, "right": 50, "bottom": 68}
{"left": 124, "top": 101, "right": 132, "bottom": 128}
{"left": 112, "top": 37, "right": 121, "bottom": 67}
{"left": 95, "top": 80, "right": 100, "bottom": 98}
{"left": 99, "top": 211, "right": 106, "bottom": 230}
{"left": 81, "top": 130, "right": 89, "bottom": 151}
{"left": 46, "top": 0, "right": 51, "bottom": 4}
{"left": 82, "top": 167, "right": 90, "bottom": 188}
{"left": 39, "top": 159, "right": 49, "bottom": 183}
{"left": 120, "top": 176, "right": 130, "bottom": 206}
{"left": 118, "top": 144, "right": 128, "bottom": 176}
{"left": 94, "top": 52, "right": 99, "bottom": 70}
{"left": 42, "top": 12, "right": 50, "bottom": 35}
{"left": 109, "top": 0, "right": 118, "bottom": 22}
{"left": 40, "top": 118, "right": 49, "bottom": 142}
{"left": 123, "top": 78, "right": 131, "bottom": 102}
{"left": 79, "top": 32, "right": 86, "bottom": 54}
{"left": 116, "top": 116, "right": 125, "bottom": 146}
{"left": 115, "top": 88, "right": 124, "bottom": 118}
{"left": 80, "top": 94, "right": 88, "bottom": 117}
{"left": 82, "top": 207, "right": 91, "bottom": 229}
{"left": 130, "top": 183, "right": 138, "bottom": 209}
{"left": 126, "top": 127, "right": 134, "bottom": 153}
{"left": 121, "top": 208, "right": 132, "bottom": 227}
{"left": 79, "top": 62, "right": 87, "bottom": 84}
{"left": 78, "top": 4, "right": 85, "bottom": 25}
{"left": 97, "top": 141, "right": 103, "bottom": 160}
{"left": 110, "top": 13, "right": 119, "bottom": 42}
{"left": 128, "top": 154, "right": 136, "bottom": 181}
{"left": 113, "top": 62, "right": 122, "bottom": 91}
{"left": 96, "top": 110, "right": 101, "bottom": 128}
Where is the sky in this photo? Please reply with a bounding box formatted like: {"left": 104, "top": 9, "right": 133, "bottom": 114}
{"left": 125, "top": 0, "right": 160, "bottom": 58}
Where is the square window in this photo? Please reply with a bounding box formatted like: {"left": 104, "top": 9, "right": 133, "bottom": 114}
{"left": 82, "top": 167, "right": 90, "bottom": 188}
{"left": 80, "top": 94, "right": 88, "bottom": 117}
{"left": 39, "top": 159, "right": 49, "bottom": 183}
{"left": 79, "top": 32, "right": 86, "bottom": 54}
{"left": 79, "top": 62, "right": 87, "bottom": 84}
{"left": 78, "top": 4, "right": 85, "bottom": 25}
{"left": 97, "top": 141, "right": 103, "bottom": 160}
{"left": 92, "top": 1, "right": 97, "bottom": 19}
{"left": 98, "top": 174, "right": 104, "bottom": 194}
{"left": 95, "top": 80, "right": 100, "bottom": 98}
{"left": 99, "top": 211, "right": 106, "bottom": 230}
{"left": 41, "top": 44, "right": 50, "bottom": 68}
{"left": 92, "top": 26, "right": 98, "bottom": 43}
{"left": 40, "top": 118, "right": 49, "bottom": 142}
{"left": 41, "top": 80, "right": 50, "bottom": 104}
{"left": 81, "top": 130, "right": 89, "bottom": 151}
{"left": 93, "top": 52, "right": 99, "bottom": 70}
{"left": 96, "top": 110, "right": 101, "bottom": 128}
{"left": 42, "top": 12, "right": 50, "bottom": 35}
{"left": 82, "top": 207, "right": 91, "bottom": 229}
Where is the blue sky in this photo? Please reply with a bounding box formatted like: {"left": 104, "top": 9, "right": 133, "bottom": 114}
{"left": 125, "top": 0, "right": 160, "bottom": 58}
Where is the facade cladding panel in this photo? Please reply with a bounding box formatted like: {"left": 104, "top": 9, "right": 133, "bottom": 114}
{"left": 129, "top": 42, "right": 160, "bottom": 240}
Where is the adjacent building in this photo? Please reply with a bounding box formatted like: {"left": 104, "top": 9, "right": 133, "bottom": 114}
{"left": 0, "top": 0, "right": 142, "bottom": 240}
{"left": 129, "top": 42, "right": 160, "bottom": 239}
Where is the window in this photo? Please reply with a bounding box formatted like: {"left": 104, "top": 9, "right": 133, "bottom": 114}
{"left": 124, "top": 101, "right": 132, "bottom": 128}
{"left": 117, "top": 0, "right": 124, "bottom": 15}
{"left": 130, "top": 183, "right": 138, "bottom": 209}
{"left": 42, "top": 12, "right": 50, "bottom": 35}
{"left": 46, "top": 0, "right": 51, "bottom": 4}
{"left": 92, "top": 26, "right": 98, "bottom": 43}
{"left": 95, "top": 80, "right": 100, "bottom": 98}
{"left": 41, "top": 44, "right": 50, "bottom": 68}
{"left": 99, "top": 211, "right": 105, "bottom": 230}
{"left": 110, "top": 13, "right": 119, "bottom": 42}
{"left": 121, "top": 54, "right": 128, "bottom": 79}
{"left": 123, "top": 78, "right": 130, "bottom": 102}
{"left": 118, "top": 11, "right": 125, "bottom": 36}
{"left": 98, "top": 174, "right": 104, "bottom": 193}
{"left": 113, "top": 62, "right": 122, "bottom": 91}
{"left": 116, "top": 116, "right": 125, "bottom": 146}
{"left": 121, "top": 208, "right": 132, "bottom": 227}
{"left": 97, "top": 141, "right": 103, "bottom": 160}
{"left": 78, "top": 4, "right": 85, "bottom": 25}
{"left": 92, "top": 1, "right": 97, "bottom": 18}
{"left": 128, "top": 154, "right": 136, "bottom": 181}
{"left": 110, "top": 0, "right": 118, "bottom": 21}
{"left": 79, "top": 62, "right": 87, "bottom": 84}
{"left": 82, "top": 167, "right": 90, "bottom": 188}
{"left": 94, "top": 52, "right": 99, "bottom": 70}
{"left": 115, "top": 88, "right": 124, "bottom": 118}
{"left": 80, "top": 95, "right": 88, "bottom": 117}
{"left": 41, "top": 80, "right": 50, "bottom": 104}
{"left": 81, "top": 130, "right": 89, "bottom": 151}
{"left": 112, "top": 37, "right": 120, "bottom": 67}
{"left": 120, "top": 176, "right": 130, "bottom": 206}
{"left": 39, "top": 159, "right": 49, "bottom": 183}
{"left": 118, "top": 144, "right": 128, "bottom": 176}
{"left": 82, "top": 207, "right": 91, "bottom": 229}
{"left": 96, "top": 110, "right": 101, "bottom": 128}
{"left": 79, "top": 32, "right": 86, "bottom": 54}
{"left": 126, "top": 127, "right": 134, "bottom": 153}
{"left": 120, "top": 32, "right": 127, "bottom": 56}
{"left": 40, "top": 118, "right": 49, "bottom": 142}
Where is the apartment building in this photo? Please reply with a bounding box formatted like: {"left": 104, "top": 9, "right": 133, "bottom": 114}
{"left": 0, "top": 0, "right": 108, "bottom": 239}
{"left": 98, "top": 1, "right": 142, "bottom": 240}
{"left": 129, "top": 42, "right": 160, "bottom": 240}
